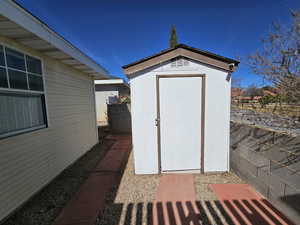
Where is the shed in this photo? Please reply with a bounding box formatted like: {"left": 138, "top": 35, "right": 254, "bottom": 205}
{"left": 0, "top": 0, "right": 109, "bottom": 222}
{"left": 123, "top": 44, "right": 239, "bottom": 174}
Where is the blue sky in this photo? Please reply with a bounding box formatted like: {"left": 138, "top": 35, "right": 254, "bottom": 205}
{"left": 15, "top": 0, "right": 300, "bottom": 87}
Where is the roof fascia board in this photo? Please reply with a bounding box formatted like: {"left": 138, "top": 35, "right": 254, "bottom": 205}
{"left": 124, "top": 49, "right": 180, "bottom": 75}
{"left": 179, "top": 48, "right": 234, "bottom": 71}
{"left": 124, "top": 47, "right": 237, "bottom": 76}
{"left": 94, "top": 79, "right": 124, "bottom": 85}
{"left": 0, "top": 0, "right": 109, "bottom": 79}
{"left": 123, "top": 44, "right": 239, "bottom": 69}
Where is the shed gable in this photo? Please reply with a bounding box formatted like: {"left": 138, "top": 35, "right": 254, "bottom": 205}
{"left": 123, "top": 44, "right": 239, "bottom": 77}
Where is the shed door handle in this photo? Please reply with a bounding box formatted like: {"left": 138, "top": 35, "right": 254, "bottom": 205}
{"left": 155, "top": 118, "right": 160, "bottom": 126}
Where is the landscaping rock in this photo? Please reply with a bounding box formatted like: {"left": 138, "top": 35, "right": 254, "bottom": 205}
{"left": 231, "top": 108, "right": 300, "bottom": 136}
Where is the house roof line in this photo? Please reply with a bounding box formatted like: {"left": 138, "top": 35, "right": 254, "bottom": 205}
{"left": 122, "top": 44, "right": 240, "bottom": 69}
{"left": 94, "top": 79, "right": 125, "bottom": 85}
{"left": 94, "top": 79, "right": 130, "bottom": 87}
{"left": 0, "top": 0, "right": 110, "bottom": 79}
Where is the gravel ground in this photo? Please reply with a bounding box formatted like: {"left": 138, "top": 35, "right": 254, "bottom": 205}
{"left": 97, "top": 154, "right": 245, "bottom": 225}
{"left": 194, "top": 172, "right": 245, "bottom": 201}
{"left": 3, "top": 139, "right": 115, "bottom": 225}
{"left": 97, "top": 153, "right": 160, "bottom": 225}
{"left": 231, "top": 108, "right": 300, "bottom": 136}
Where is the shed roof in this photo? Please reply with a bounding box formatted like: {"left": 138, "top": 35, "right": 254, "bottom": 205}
{"left": 0, "top": 0, "right": 109, "bottom": 79}
{"left": 123, "top": 44, "right": 239, "bottom": 76}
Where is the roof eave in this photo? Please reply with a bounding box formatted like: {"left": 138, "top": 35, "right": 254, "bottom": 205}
{"left": 123, "top": 44, "right": 239, "bottom": 70}
{"left": 123, "top": 46, "right": 239, "bottom": 77}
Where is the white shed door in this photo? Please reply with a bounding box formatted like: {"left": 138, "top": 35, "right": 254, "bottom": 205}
{"left": 159, "top": 76, "right": 202, "bottom": 172}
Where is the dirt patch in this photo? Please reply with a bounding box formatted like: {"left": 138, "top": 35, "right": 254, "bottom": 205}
{"left": 3, "top": 139, "right": 114, "bottom": 225}
{"left": 97, "top": 153, "right": 160, "bottom": 225}
{"left": 194, "top": 172, "right": 245, "bottom": 201}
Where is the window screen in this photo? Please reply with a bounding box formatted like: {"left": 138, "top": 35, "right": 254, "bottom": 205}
{"left": 0, "top": 44, "right": 47, "bottom": 139}
{"left": 0, "top": 93, "right": 46, "bottom": 137}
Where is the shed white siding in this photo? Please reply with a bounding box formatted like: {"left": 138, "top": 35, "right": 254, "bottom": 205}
{"left": 130, "top": 59, "right": 231, "bottom": 174}
{"left": 0, "top": 36, "right": 98, "bottom": 221}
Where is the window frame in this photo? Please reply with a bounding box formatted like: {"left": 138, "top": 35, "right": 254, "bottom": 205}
{"left": 0, "top": 43, "right": 49, "bottom": 139}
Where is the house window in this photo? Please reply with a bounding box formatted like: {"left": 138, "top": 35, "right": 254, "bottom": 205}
{"left": 0, "top": 44, "right": 47, "bottom": 139}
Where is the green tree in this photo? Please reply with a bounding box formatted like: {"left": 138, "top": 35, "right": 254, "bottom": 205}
{"left": 169, "top": 25, "right": 178, "bottom": 48}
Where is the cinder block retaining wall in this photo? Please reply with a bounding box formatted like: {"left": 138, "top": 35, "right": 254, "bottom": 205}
{"left": 230, "top": 122, "right": 300, "bottom": 223}
{"left": 107, "top": 104, "right": 131, "bottom": 133}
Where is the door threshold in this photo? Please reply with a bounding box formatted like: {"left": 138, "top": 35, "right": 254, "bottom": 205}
{"left": 161, "top": 169, "right": 201, "bottom": 174}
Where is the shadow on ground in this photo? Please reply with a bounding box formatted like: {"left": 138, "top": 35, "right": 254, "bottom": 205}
{"left": 96, "top": 135, "right": 295, "bottom": 225}
{"left": 280, "top": 193, "right": 300, "bottom": 222}
{"left": 99, "top": 198, "right": 295, "bottom": 225}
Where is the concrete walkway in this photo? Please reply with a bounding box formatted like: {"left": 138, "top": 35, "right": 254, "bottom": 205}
{"left": 53, "top": 135, "right": 131, "bottom": 225}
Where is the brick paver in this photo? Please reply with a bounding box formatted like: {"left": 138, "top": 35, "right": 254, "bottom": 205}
{"left": 53, "top": 135, "right": 131, "bottom": 225}
{"left": 153, "top": 174, "right": 200, "bottom": 225}
{"left": 53, "top": 136, "right": 295, "bottom": 225}
{"left": 210, "top": 184, "right": 295, "bottom": 225}
{"left": 150, "top": 176, "right": 295, "bottom": 225}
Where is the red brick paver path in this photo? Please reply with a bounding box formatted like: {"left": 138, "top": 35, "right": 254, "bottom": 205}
{"left": 210, "top": 184, "right": 295, "bottom": 225}
{"left": 53, "top": 135, "right": 131, "bottom": 225}
{"left": 53, "top": 137, "right": 295, "bottom": 225}
{"left": 153, "top": 174, "right": 201, "bottom": 225}
{"left": 151, "top": 176, "right": 295, "bottom": 225}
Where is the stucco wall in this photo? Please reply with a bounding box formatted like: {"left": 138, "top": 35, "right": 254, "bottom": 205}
{"left": 130, "top": 59, "right": 231, "bottom": 174}
{"left": 0, "top": 36, "right": 98, "bottom": 221}
{"left": 230, "top": 122, "right": 300, "bottom": 223}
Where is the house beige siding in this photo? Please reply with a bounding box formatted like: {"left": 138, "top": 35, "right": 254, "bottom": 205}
{"left": 0, "top": 36, "right": 98, "bottom": 221}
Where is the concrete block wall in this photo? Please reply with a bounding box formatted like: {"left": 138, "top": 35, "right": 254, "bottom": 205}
{"left": 107, "top": 104, "right": 131, "bottom": 133}
{"left": 230, "top": 122, "right": 300, "bottom": 223}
